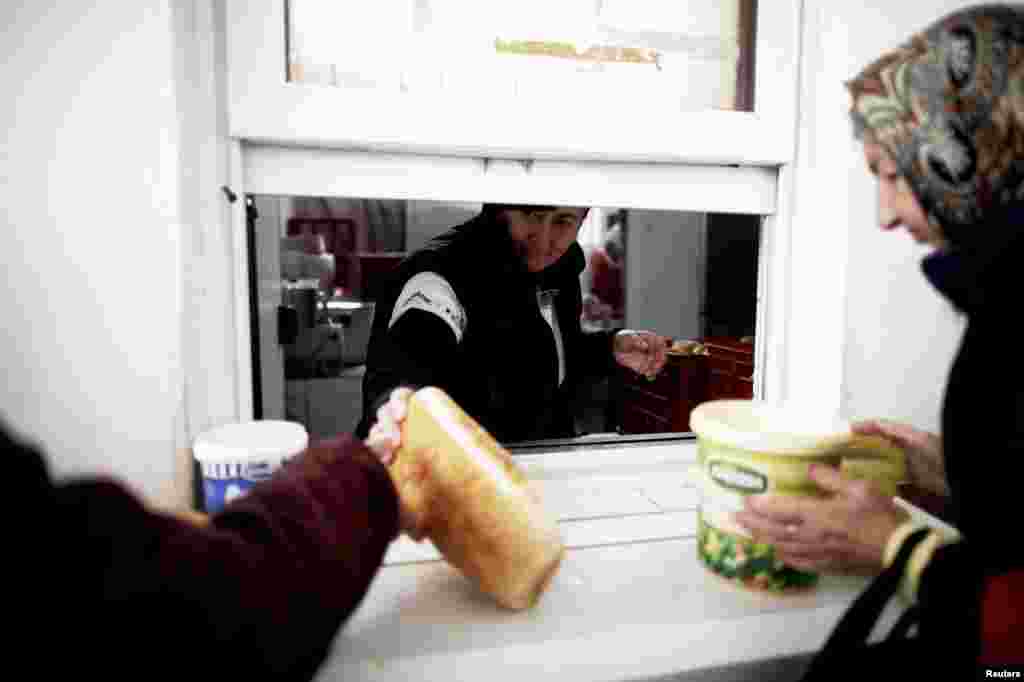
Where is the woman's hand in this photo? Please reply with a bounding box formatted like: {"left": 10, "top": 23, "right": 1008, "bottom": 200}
{"left": 363, "top": 387, "right": 430, "bottom": 538}
{"left": 851, "top": 419, "right": 949, "bottom": 498}
{"left": 734, "top": 463, "right": 910, "bottom": 575}
{"left": 364, "top": 387, "right": 413, "bottom": 465}
{"left": 614, "top": 329, "right": 669, "bottom": 379}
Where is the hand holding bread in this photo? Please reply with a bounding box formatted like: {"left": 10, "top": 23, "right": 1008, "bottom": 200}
{"left": 365, "top": 387, "right": 414, "bottom": 466}
{"left": 367, "top": 386, "right": 565, "bottom": 610}
{"left": 364, "top": 387, "right": 433, "bottom": 539}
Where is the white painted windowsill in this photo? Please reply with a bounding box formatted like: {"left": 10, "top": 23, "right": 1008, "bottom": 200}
{"left": 316, "top": 440, "right": 932, "bottom": 681}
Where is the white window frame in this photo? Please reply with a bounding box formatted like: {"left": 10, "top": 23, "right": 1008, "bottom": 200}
{"left": 232, "top": 144, "right": 789, "bottom": 420}
{"left": 220, "top": 1, "right": 827, "bottom": 427}
{"left": 226, "top": 0, "right": 802, "bottom": 165}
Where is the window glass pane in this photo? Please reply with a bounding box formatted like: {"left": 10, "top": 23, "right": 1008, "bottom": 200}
{"left": 287, "top": 0, "right": 757, "bottom": 112}
{"left": 250, "top": 196, "right": 760, "bottom": 447}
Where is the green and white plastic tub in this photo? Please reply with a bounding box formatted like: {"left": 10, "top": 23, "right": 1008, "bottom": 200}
{"left": 689, "top": 400, "right": 905, "bottom": 593}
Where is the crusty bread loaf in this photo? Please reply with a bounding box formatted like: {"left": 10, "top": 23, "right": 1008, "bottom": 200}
{"left": 388, "top": 387, "right": 565, "bottom": 610}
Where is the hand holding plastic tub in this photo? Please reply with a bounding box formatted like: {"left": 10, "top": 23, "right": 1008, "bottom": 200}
{"left": 734, "top": 462, "right": 909, "bottom": 575}
{"left": 851, "top": 420, "right": 949, "bottom": 499}
{"left": 365, "top": 386, "right": 565, "bottom": 610}
{"left": 733, "top": 419, "right": 949, "bottom": 575}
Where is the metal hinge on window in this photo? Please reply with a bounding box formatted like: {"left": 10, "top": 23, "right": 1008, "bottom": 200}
{"left": 480, "top": 158, "right": 536, "bottom": 174}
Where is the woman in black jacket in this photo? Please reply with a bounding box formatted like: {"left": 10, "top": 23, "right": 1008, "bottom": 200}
{"left": 736, "top": 5, "right": 1024, "bottom": 675}
{"left": 356, "top": 204, "right": 669, "bottom": 443}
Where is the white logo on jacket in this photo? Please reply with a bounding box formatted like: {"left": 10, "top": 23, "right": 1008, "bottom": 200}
{"left": 390, "top": 271, "right": 467, "bottom": 342}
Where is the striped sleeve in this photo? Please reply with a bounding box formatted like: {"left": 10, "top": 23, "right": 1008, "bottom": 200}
{"left": 389, "top": 272, "right": 467, "bottom": 343}
{"left": 883, "top": 519, "right": 959, "bottom": 604}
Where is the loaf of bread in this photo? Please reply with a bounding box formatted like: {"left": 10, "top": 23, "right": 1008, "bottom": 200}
{"left": 388, "top": 387, "right": 565, "bottom": 610}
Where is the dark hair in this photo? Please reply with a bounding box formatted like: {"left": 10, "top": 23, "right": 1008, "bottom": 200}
{"left": 481, "top": 203, "right": 590, "bottom": 219}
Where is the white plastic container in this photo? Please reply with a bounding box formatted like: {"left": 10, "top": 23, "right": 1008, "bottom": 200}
{"left": 689, "top": 399, "right": 905, "bottom": 592}
{"left": 193, "top": 421, "right": 309, "bottom": 513}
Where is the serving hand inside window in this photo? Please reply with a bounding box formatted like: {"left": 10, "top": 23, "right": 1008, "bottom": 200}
{"left": 613, "top": 329, "right": 670, "bottom": 379}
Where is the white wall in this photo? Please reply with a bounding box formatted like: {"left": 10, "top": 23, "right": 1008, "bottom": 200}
{"left": 791, "top": 0, "right": 971, "bottom": 431}
{"left": 0, "top": 2, "right": 231, "bottom": 507}
{"left": 174, "top": 1, "right": 244, "bottom": 484}
{"left": 626, "top": 211, "right": 704, "bottom": 340}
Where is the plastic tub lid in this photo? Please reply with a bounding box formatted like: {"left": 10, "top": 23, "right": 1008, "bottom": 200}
{"left": 193, "top": 420, "right": 309, "bottom": 463}
{"left": 689, "top": 399, "right": 852, "bottom": 456}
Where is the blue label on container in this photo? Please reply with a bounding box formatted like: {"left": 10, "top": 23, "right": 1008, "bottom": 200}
{"left": 200, "top": 457, "right": 293, "bottom": 512}
{"left": 202, "top": 477, "right": 256, "bottom": 513}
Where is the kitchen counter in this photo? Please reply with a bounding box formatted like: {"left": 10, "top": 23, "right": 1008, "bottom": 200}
{"left": 315, "top": 440, "right": 927, "bottom": 681}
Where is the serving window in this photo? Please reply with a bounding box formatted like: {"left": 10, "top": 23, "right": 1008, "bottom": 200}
{"left": 224, "top": 1, "right": 805, "bottom": 448}
{"left": 243, "top": 147, "right": 775, "bottom": 447}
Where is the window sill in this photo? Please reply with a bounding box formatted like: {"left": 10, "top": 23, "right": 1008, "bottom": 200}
{"left": 325, "top": 441, "right": 913, "bottom": 681}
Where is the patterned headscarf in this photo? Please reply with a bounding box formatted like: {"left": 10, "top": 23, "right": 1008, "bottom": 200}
{"left": 847, "top": 4, "right": 1024, "bottom": 249}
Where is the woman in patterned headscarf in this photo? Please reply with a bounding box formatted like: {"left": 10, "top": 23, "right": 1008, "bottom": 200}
{"left": 736, "top": 4, "right": 1024, "bottom": 675}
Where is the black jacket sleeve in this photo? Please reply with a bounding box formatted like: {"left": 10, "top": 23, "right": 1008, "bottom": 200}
{"left": 358, "top": 308, "right": 460, "bottom": 437}
{"left": 575, "top": 327, "right": 621, "bottom": 379}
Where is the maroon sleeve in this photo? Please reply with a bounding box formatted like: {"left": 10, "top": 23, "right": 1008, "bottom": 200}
{"left": 17, "top": 430, "right": 399, "bottom": 680}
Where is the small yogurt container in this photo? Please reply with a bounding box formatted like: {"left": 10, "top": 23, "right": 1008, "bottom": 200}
{"left": 193, "top": 420, "right": 309, "bottom": 513}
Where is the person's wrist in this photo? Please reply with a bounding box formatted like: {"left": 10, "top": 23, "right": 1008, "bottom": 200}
{"left": 905, "top": 448, "right": 948, "bottom": 496}
{"left": 860, "top": 501, "right": 909, "bottom": 567}
{"left": 920, "top": 470, "right": 951, "bottom": 498}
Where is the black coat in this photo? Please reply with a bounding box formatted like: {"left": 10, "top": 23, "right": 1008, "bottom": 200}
{"left": 356, "top": 214, "right": 618, "bottom": 442}
{"left": 913, "top": 206, "right": 1024, "bottom": 667}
